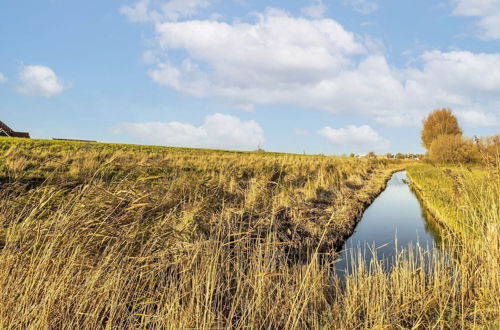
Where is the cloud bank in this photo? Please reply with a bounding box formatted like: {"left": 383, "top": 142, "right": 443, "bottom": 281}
{"left": 319, "top": 125, "right": 389, "bottom": 152}
{"left": 121, "top": 2, "right": 499, "bottom": 128}
{"left": 113, "top": 113, "right": 264, "bottom": 150}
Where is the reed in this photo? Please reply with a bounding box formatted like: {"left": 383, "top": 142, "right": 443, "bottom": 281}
{"left": 0, "top": 138, "right": 497, "bottom": 328}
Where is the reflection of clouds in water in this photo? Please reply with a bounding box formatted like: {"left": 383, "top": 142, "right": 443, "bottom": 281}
{"left": 409, "top": 186, "right": 444, "bottom": 245}
{"left": 335, "top": 171, "right": 444, "bottom": 276}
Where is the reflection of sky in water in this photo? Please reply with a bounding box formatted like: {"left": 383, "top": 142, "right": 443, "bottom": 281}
{"left": 335, "top": 171, "right": 441, "bottom": 274}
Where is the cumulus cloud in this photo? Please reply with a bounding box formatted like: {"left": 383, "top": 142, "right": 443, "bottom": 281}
{"left": 148, "top": 9, "right": 366, "bottom": 100}
{"left": 319, "top": 125, "right": 390, "bottom": 151}
{"left": 452, "top": 0, "right": 500, "bottom": 39}
{"left": 113, "top": 113, "right": 264, "bottom": 150}
{"left": 344, "top": 0, "right": 379, "bottom": 14}
{"left": 124, "top": 7, "right": 499, "bottom": 128}
{"left": 120, "top": 0, "right": 210, "bottom": 23}
{"left": 0, "top": 73, "right": 7, "bottom": 83}
{"left": 17, "top": 65, "right": 65, "bottom": 97}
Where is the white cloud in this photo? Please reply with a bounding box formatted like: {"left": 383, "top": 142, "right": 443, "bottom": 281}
{"left": 120, "top": 0, "right": 210, "bottom": 23}
{"left": 0, "top": 73, "right": 7, "bottom": 83}
{"left": 149, "top": 9, "right": 366, "bottom": 99}
{"left": 113, "top": 113, "right": 264, "bottom": 150}
{"left": 302, "top": 0, "right": 327, "bottom": 19}
{"left": 344, "top": 0, "right": 379, "bottom": 14}
{"left": 452, "top": 0, "right": 500, "bottom": 39}
{"left": 17, "top": 65, "right": 65, "bottom": 97}
{"left": 319, "top": 125, "right": 390, "bottom": 151}
{"left": 456, "top": 110, "right": 498, "bottom": 127}
{"left": 125, "top": 8, "right": 499, "bottom": 128}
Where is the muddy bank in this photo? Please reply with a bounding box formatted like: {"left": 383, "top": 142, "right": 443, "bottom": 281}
{"left": 323, "top": 166, "right": 407, "bottom": 252}
{"left": 274, "top": 165, "right": 407, "bottom": 255}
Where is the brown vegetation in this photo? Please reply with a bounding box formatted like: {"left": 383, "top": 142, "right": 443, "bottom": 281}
{"left": 428, "top": 134, "right": 476, "bottom": 164}
{"left": 421, "top": 108, "right": 463, "bottom": 150}
{"left": 0, "top": 138, "right": 408, "bottom": 328}
{"left": 421, "top": 108, "right": 498, "bottom": 165}
{"left": 476, "top": 134, "right": 500, "bottom": 167}
{"left": 0, "top": 132, "right": 497, "bottom": 328}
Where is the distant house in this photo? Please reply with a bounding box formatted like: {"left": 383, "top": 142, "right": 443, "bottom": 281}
{"left": 0, "top": 121, "right": 30, "bottom": 138}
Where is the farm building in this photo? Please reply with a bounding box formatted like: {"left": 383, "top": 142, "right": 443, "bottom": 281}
{"left": 0, "top": 121, "right": 30, "bottom": 138}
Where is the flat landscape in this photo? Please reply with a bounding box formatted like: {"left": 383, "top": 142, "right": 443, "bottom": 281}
{"left": 2, "top": 1, "right": 500, "bottom": 329}
{"left": 0, "top": 137, "right": 498, "bottom": 328}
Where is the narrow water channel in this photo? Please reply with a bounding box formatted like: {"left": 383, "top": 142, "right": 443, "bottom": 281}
{"left": 335, "top": 171, "right": 442, "bottom": 274}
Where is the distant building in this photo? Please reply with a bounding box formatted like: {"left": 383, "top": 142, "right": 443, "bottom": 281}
{"left": 53, "top": 138, "right": 97, "bottom": 143}
{"left": 0, "top": 121, "right": 30, "bottom": 138}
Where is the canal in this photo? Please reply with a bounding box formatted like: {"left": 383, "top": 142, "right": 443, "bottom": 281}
{"left": 335, "top": 171, "right": 443, "bottom": 274}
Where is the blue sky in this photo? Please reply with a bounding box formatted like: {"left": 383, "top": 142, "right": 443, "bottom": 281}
{"left": 1, "top": 0, "right": 499, "bottom": 154}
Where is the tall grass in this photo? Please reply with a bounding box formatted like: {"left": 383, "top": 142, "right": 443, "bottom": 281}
{"left": 0, "top": 138, "right": 498, "bottom": 328}
{"left": 406, "top": 163, "right": 499, "bottom": 327}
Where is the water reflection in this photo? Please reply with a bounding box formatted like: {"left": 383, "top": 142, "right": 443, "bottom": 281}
{"left": 335, "top": 171, "right": 444, "bottom": 276}
{"left": 411, "top": 187, "right": 444, "bottom": 246}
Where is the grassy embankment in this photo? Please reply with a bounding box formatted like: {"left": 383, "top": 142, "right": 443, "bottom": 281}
{"left": 0, "top": 138, "right": 404, "bottom": 329}
{"left": 407, "top": 163, "right": 499, "bottom": 328}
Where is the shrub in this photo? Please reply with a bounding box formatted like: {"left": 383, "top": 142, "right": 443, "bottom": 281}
{"left": 476, "top": 134, "right": 500, "bottom": 166}
{"left": 428, "top": 134, "right": 477, "bottom": 164}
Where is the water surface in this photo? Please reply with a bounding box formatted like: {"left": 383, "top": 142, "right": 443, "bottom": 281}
{"left": 335, "top": 171, "right": 442, "bottom": 274}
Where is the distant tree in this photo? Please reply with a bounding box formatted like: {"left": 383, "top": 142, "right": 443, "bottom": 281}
{"left": 366, "top": 151, "right": 376, "bottom": 158}
{"left": 396, "top": 153, "right": 405, "bottom": 159}
{"left": 349, "top": 153, "right": 355, "bottom": 158}
{"left": 385, "top": 153, "right": 394, "bottom": 159}
{"left": 421, "top": 108, "right": 463, "bottom": 150}
{"left": 428, "top": 134, "right": 476, "bottom": 164}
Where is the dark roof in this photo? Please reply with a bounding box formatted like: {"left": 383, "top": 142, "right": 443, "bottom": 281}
{"left": 0, "top": 121, "right": 14, "bottom": 135}
{"left": 12, "top": 132, "right": 31, "bottom": 138}
{"left": 0, "top": 121, "right": 30, "bottom": 138}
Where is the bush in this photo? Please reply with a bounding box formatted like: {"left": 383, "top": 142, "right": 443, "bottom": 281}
{"left": 476, "top": 134, "right": 500, "bottom": 166}
{"left": 366, "top": 151, "right": 376, "bottom": 158}
{"left": 428, "top": 134, "right": 477, "bottom": 164}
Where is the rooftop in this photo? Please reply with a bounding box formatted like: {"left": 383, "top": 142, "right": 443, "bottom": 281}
{"left": 0, "top": 121, "right": 31, "bottom": 138}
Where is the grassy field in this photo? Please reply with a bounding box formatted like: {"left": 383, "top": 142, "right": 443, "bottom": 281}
{"left": 0, "top": 138, "right": 402, "bottom": 328}
{"left": 0, "top": 138, "right": 497, "bottom": 328}
{"left": 407, "top": 164, "right": 499, "bottom": 328}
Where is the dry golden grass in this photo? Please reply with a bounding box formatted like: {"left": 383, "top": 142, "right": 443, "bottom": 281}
{"left": 0, "top": 138, "right": 497, "bottom": 329}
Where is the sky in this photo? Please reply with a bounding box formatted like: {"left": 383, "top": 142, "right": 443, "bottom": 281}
{"left": 1, "top": 0, "right": 499, "bottom": 155}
